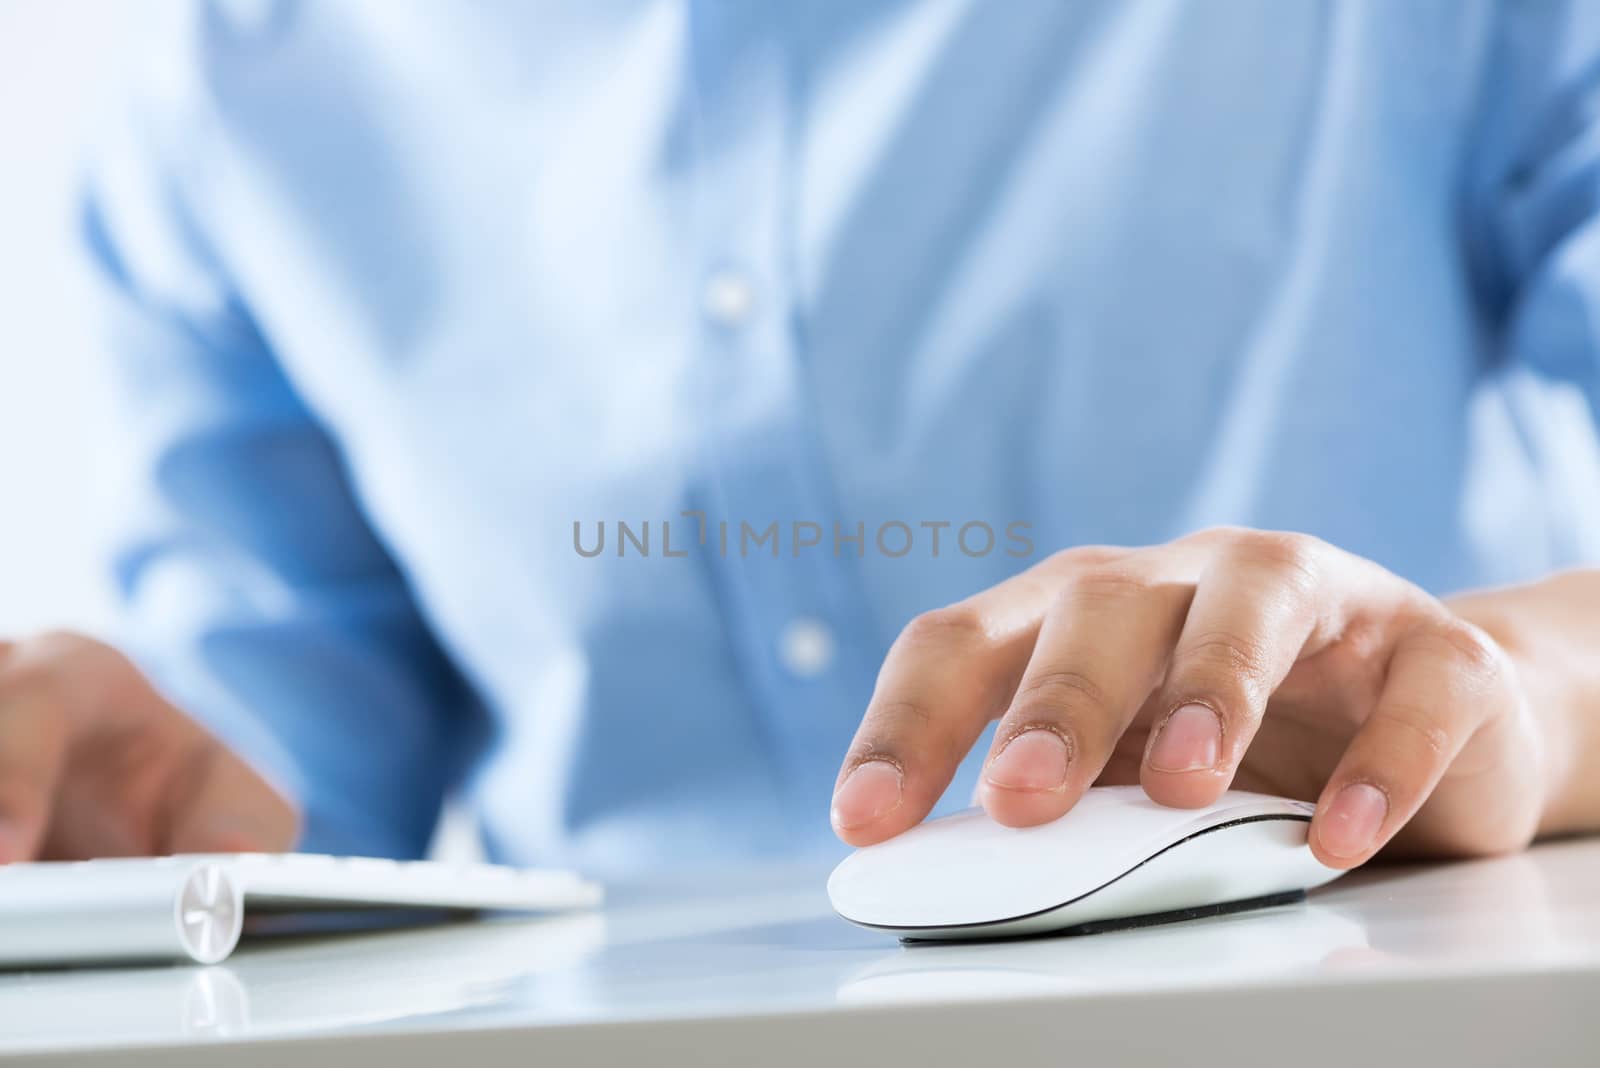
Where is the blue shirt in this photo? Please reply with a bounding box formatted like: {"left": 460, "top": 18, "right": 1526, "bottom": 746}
{"left": 83, "top": 0, "right": 1600, "bottom": 874}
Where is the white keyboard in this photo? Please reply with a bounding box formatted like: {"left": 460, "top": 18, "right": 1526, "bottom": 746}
{"left": 0, "top": 854, "right": 603, "bottom": 969}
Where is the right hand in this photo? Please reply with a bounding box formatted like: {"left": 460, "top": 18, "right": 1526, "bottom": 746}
{"left": 0, "top": 632, "right": 298, "bottom": 862}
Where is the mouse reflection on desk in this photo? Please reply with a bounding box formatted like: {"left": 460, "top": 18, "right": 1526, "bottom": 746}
{"left": 836, "top": 903, "right": 1368, "bottom": 1005}
{"left": 827, "top": 786, "right": 1346, "bottom": 940}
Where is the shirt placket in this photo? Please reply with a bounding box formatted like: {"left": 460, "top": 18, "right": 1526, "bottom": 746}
{"left": 685, "top": 2, "right": 884, "bottom": 823}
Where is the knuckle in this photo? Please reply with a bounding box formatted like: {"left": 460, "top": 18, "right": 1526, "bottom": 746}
{"left": 1186, "top": 525, "right": 1248, "bottom": 545}
{"left": 1056, "top": 564, "right": 1150, "bottom": 606}
{"left": 1009, "top": 668, "right": 1109, "bottom": 720}
{"left": 1369, "top": 703, "right": 1455, "bottom": 762}
{"left": 857, "top": 696, "right": 983, "bottom": 770}
{"left": 1175, "top": 629, "right": 1273, "bottom": 699}
{"left": 4, "top": 632, "right": 127, "bottom": 706}
{"left": 896, "top": 604, "right": 989, "bottom": 653}
{"left": 1407, "top": 617, "right": 1512, "bottom": 698}
{"left": 851, "top": 699, "right": 955, "bottom": 767}
{"left": 1, "top": 653, "right": 69, "bottom": 706}
{"left": 28, "top": 630, "right": 107, "bottom": 667}
{"left": 863, "top": 699, "right": 937, "bottom": 737}
{"left": 1423, "top": 618, "right": 1508, "bottom": 679}
{"left": 1230, "top": 530, "right": 1323, "bottom": 587}
{"left": 1045, "top": 544, "right": 1125, "bottom": 572}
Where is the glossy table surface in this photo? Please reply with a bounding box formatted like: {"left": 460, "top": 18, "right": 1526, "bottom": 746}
{"left": 4, "top": 839, "right": 1600, "bottom": 1066}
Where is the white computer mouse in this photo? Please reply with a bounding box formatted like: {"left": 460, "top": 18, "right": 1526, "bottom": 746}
{"left": 828, "top": 785, "right": 1345, "bottom": 940}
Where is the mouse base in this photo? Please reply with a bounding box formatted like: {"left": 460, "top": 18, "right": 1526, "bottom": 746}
{"left": 899, "top": 889, "right": 1308, "bottom": 945}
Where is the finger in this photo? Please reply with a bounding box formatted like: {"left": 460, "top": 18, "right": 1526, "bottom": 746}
{"left": 0, "top": 660, "right": 72, "bottom": 862}
{"left": 831, "top": 607, "right": 1031, "bottom": 846}
{"left": 831, "top": 553, "right": 1118, "bottom": 846}
{"left": 162, "top": 737, "right": 300, "bottom": 854}
{"left": 1142, "top": 532, "right": 1353, "bottom": 807}
{"left": 1309, "top": 618, "right": 1506, "bottom": 868}
{"left": 978, "top": 564, "right": 1192, "bottom": 826}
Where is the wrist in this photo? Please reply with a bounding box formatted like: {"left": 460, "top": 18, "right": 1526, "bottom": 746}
{"left": 1448, "top": 574, "right": 1598, "bottom": 838}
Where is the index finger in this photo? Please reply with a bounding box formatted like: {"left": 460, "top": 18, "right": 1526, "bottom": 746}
{"left": 830, "top": 559, "right": 1081, "bottom": 846}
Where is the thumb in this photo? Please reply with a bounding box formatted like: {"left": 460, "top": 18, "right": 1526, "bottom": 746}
{"left": 163, "top": 740, "right": 300, "bottom": 855}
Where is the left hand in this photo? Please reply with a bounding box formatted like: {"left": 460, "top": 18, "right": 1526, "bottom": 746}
{"left": 829, "top": 527, "right": 1549, "bottom": 868}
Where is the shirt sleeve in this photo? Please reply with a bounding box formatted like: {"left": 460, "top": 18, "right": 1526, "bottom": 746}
{"left": 77, "top": 29, "right": 483, "bottom": 859}
{"left": 1468, "top": 0, "right": 1600, "bottom": 402}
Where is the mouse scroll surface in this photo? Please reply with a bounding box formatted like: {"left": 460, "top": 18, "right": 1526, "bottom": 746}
{"left": 827, "top": 786, "right": 1344, "bottom": 940}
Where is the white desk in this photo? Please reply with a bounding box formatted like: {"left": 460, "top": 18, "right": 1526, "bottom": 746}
{"left": 3, "top": 839, "right": 1599, "bottom": 1067}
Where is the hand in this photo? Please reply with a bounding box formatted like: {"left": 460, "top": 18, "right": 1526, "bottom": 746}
{"left": 0, "top": 632, "right": 298, "bottom": 862}
{"left": 831, "top": 528, "right": 1550, "bottom": 868}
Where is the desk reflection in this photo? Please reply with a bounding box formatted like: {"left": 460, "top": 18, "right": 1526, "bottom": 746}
{"left": 837, "top": 899, "right": 1367, "bottom": 1005}
{"left": 0, "top": 913, "right": 607, "bottom": 1048}
{"left": 3, "top": 843, "right": 1596, "bottom": 1055}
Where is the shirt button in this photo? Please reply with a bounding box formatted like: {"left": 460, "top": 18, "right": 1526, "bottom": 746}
{"left": 778, "top": 617, "right": 835, "bottom": 679}
{"left": 701, "top": 267, "right": 757, "bottom": 327}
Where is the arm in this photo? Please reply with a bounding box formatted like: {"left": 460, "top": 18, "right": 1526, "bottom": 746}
{"left": 1453, "top": 0, "right": 1600, "bottom": 841}
{"left": 1452, "top": 574, "right": 1600, "bottom": 839}
{"left": 64, "top": 29, "right": 477, "bottom": 858}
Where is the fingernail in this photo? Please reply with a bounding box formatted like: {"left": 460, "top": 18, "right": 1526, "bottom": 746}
{"left": 1319, "top": 783, "right": 1389, "bottom": 859}
{"left": 985, "top": 729, "right": 1071, "bottom": 792}
{"left": 1148, "top": 703, "right": 1223, "bottom": 772}
{"left": 831, "top": 760, "right": 904, "bottom": 831}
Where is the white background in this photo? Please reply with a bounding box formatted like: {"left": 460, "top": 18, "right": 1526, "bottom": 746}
{"left": 0, "top": 0, "right": 141, "bottom": 636}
